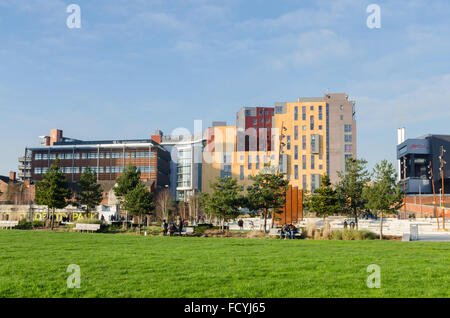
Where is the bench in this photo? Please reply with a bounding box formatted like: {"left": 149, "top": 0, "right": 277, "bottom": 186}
{"left": 0, "top": 221, "right": 19, "bottom": 229}
{"left": 269, "top": 227, "right": 302, "bottom": 238}
{"left": 74, "top": 223, "right": 101, "bottom": 233}
{"left": 172, "top": 227, "right": 194, "bottom": 236}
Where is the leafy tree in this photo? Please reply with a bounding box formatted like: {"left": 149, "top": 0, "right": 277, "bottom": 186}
{"left": 306, "top": 175, "right": 339, "bottom": 219}
{"left": 75, "top": 168, "right": 103, "bottom": 217}
{"left": 114, "top": 164, "right": 141, "bottom": 199}
{"left": 114, "top": 164, "right": 141, "bottom": 228}
{"left": 201, "top": 177, "right": 244, "bottom": 231}
{"left": 363, "top": 160, "right": 404, "bottom": 239}
{"left": 246, "top": 170, "right": 289, "bottom": 232}
{"left": 336, "top": 158, "right": 370, "bottom": 229}
{"left": 34, "top": 158, "right": 72, "bottom": 230}
{"left": 122, "top": 182, "right": 155, "bottom": 233}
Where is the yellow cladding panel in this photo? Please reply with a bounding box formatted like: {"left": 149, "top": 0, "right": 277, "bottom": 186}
{"left": 273, "top": 102, "right": 327, "bottom": 190}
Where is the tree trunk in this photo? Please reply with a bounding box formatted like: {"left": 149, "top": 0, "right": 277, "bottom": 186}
{"left": 379, "top": 212, "right": 383, "bottom": 240}
{"left": 50, "top": 208, "right": 55, "bottom": 230}
{"left": 354, "top": 207, "right": 358, "bottom": 230}
{"left": 263, "top": 208, "right": 268, "bottom": 233}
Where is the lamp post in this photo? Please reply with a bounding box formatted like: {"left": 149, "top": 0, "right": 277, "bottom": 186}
{"left": 439, "top": 146, "right": 446, "bottom": 231}
{"left": 403, "top": 156, "right": 407, "bottom": 220}
{"left": 271, "top": 122, "right": 286, "bottom": 229}
{"left": 428, "top": 163, "right": 439, "bottom": 230}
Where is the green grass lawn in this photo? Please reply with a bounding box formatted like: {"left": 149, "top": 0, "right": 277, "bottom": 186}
{"left": 0, "top": 230, "right": 449, "bottom": 298}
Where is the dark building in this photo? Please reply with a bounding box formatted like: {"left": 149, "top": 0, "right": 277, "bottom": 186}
{"left": 236, "top": 106, "right": 274, "bottom": 151}
{"left": 397, "top": 134, "right": 450, "bottom": 194}
{"left": 21, "top": 129, "right": 170, "bottom": 190}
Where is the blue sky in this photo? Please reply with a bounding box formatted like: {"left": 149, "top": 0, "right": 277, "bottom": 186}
{"left": 1, "top": 0, "right": 450, "bottom": 176}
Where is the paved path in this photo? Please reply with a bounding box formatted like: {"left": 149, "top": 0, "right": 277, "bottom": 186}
{"left": 417, "top": 233, "right": 450, "bottom": 242}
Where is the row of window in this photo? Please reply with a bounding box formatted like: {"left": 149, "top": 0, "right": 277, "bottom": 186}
{"left": 34, "top": 166, "right": 154, "bottom": 175}
{"left": 294, "top": 106, "right": 324, "bottom": 121}
{"left": 34, "top": 152, "right": 155, "bottom": 161}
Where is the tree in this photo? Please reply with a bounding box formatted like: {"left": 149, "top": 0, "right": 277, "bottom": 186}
{"left": 155, "top": 188, "right": 174, "bottom": 222}
{"left": 114, "top": 164, "right": 141, "bottom": 199}
{"left": 114, "top": 164, "right": 141, "bottom": 228}
{"left": 75, "top": 168, "right": 103, "bottom": 217}
{"left": 307, "top": 175, "right": 339, "bottom": 219}
{"left": 246, "top": 170, "right": 289, "bottom": 232}
{"left": 201, "top": 177, "right": 244, "bottom": 231}
{"left": 336, "top": 158, "right": 370, "bottom": 229}
{"left": 363, "top": 160, "right": 404, "bottom": 239}
{"left": 187, "top": 190, "right": 201, "bottom": 222}
{"left": 34, "top": 158, "right": 72, "bottom": 230}
{"left": 122, "top": 182, "right": 155, "bottom": 233}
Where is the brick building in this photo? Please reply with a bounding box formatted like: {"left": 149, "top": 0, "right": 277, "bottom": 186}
{"left": 21, "top": 130, "right": 170, "bottom": 192}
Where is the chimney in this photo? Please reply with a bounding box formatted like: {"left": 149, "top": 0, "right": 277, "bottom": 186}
{"left": 151, "top": 129, "right": 163, "bottom": 144}
{"left": 9, "top": 171, "right": 16, "bottom": 182}
{"left": 50, "top": 129, "right": 63, "bottom": 146}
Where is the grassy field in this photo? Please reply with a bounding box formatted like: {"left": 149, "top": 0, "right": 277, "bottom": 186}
{"left": 0, "top": 230, "right": 449, "bottom": 298}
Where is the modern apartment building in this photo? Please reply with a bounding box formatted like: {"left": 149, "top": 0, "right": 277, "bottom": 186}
{"left": 159, "top": 131, "right": 205, "bottom": 201}
{"left": 273, "top": 93, "right": 356, "bottom": 190}
{"left": 202, "top": 93, "right": 357, "bottom": 193}
{"left": 236, "top": 106, "right": 274, "bottom": 151}
{"left": 21, "top": 130, "right": 170, "bottom": 190}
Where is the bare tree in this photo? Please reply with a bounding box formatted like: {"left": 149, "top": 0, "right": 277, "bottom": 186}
{"left": 155, "top": 188, "right": 174, "bottom": 222}
{"left": 187, "top": 190, "right": 200, "bottom": 222}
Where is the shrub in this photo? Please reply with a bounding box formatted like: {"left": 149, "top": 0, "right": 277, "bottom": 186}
{"left": 32, "top": 221, "right": 45, "bottom": 228}
{"left": 16, "top": 220, "right": 32, "bottom": 229}
{"left": 75, "top": 218, "right": 102, "bottom": 224}
{"left": 330, "top": 229, "right": 378, "bottom": 240}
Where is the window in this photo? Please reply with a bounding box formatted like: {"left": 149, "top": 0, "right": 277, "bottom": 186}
{"left": 345, "top": 145, "right": 353, "bottom": 153}
{"left": 286, "top": 136, "right": 291, "bottom": 150}
{"left": 311, "top": 175, "right": 316, "bottom": 192}
{"left": 294, "top": 165, "right": 299, "bottom": 180}
{"left": 259, "top": 118, "right": 263, "bottom": 123}
{"left": 35, "top": 154, "right": 42, "bottom": 160}
{"left": 302, "top": 155, "right": 307, "bottom": 170}
{"left": 319, "top": 105, "right": 323, "bottom": 120}
{"left": 265, "top": 110, "right": 268, "bottom": 115}
{"left": 310, "top": 105, "right": 314, "bottom": 111}
{"left": 319, "top": 165, "right": 323, "bottom": 170}
{"left": 302, "top": 135, "right": 306, "bottom": 150}
{"left": 34, "top": 167, "right": 42, "bottom": 174}
{"left": 240, "top": 165, "right": 244, "bottom": 180}
{"left": 344, "top": 124, "right": 352, "bottom": 132}
{"left": 245, "top": 110, "right": 251, "bottom": 116}
{"left": 302, "top": 125, "right": 307, "bottom": 131}
{"left": 253, "top": 118, "right": 257, "bottom": 125}
{"left": 340, "top": 105, "right": 344, "bottom": 110}
{"left": 302, "top": 106, "right": 306, "bottom": 120}
{"left": 302, "top": 175, "right": 307, "bottom": 190}
{"left": 319, "top": 125, "right": 323, "bottom": 130}
{"left": 276, "top": 106, "right": 283, "bottom": 113}
{"left": 294, "top": 126, "right": 298, "bottom": 140}
{"left": 256, "top": 155, "right": 260, "bottom": 170}
{"left": 106, "top": 166, "right": 111, "bottom": 173}
{"left": 294, "top": 145, "right": 298, "bottom": 160}
{"left": 294, "top": 106, "right": 298, "bottom": 120}
{"left": 340, "top": 115, "right": 344, "bottom": 121}
{"left": 311, "top": 155, "right": 315, "bottom": 169}
{"left": 259, "top": 110, "right": 263, "bottom": 115}
{"left": 248, "top": 156, "right": 252, "bottom": 170}
{"left": 221, "top": 165, "right": 231, "bottom": 178}
{"left": 345, "top": 134, "right": 352, "bottom": 142}
{"left": 310, "top": 115, "right": 314, "bottom": 130}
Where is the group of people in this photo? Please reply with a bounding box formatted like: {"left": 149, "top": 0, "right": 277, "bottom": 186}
{"left": 162, "top": 219, "right": 185, "bottom": 236}
{"left": 280, "top": 223, "right": 298, "bottom": 239}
